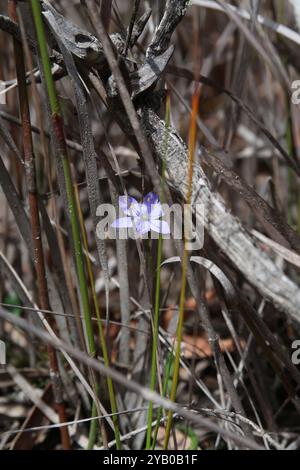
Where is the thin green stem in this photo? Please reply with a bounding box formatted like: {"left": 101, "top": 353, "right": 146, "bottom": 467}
{"left": 30, "top": 0, "right": 59, "bottom": 114}
{"left": 163, "top": 90, "right": 200, "bottom": 449}
{"left": 285, "top": 107, "right": 299, "bottom": 233}
{"left": 74, "top": 183, "right": 122, "bottom": 449}
{"left": 151, "top": 344, "right": 174, "bottom": 449}
{"left": 277, "top": 1, "right": 299, "bottom": 234}
{"left": 163, "top": 250, "right": 188, "bottom": 448}
{"left": 87, "top": 402, "right": 98, "bottom": 450}
{"left": 60, "top": 156, "right": 95, "bottom": 354}
{"left": 145, "top": 93, "right": 171, "bottom": 449}
{"left": 145, "top": 230, "right": 163, "bottom": 449}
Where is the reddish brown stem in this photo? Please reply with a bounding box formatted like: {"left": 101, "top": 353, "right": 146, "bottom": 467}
{"left": 8, "top": 0, "right": 70, "bottom": 450}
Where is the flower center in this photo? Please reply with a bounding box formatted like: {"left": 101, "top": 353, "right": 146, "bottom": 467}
{"left": 141, "top": 213, "right": 149, "bottom": 222}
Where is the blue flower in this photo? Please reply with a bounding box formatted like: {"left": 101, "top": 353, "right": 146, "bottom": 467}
{"left": 111, "top": 192, "right": 170, "bottom": 235}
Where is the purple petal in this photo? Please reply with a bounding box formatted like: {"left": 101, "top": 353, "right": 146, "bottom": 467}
{"left": 150, "top": 219, "right": 170, "bottom": 234}
{"left": 119, "top": 196, "right": 140, "bottom": 216}
{"left": 111, "top": 217, "right": 133, "bottom": 229}
{"left": 135, "top": 219, "right": 151, "bottom": 234}
{"left": 139, "top": 203, "right": 149, "bottom": 218}
{"left": 149, "top": 202, "right": 163, "bottom": 219}
{"left": 143, "top": 192, "right": 159, "bottom": 212}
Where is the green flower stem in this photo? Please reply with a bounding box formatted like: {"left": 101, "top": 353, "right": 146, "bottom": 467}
{"left": 145, "top": 93, "right": 171, "bottom": 449}
{"left": 163, "top": 90, "right": 200, "bottom": 449}
{"left": 151, "top": 345, "right": 174, "bottom": 449}
{"left": 74, "top": 183, "right": 122, "bottom": 449}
